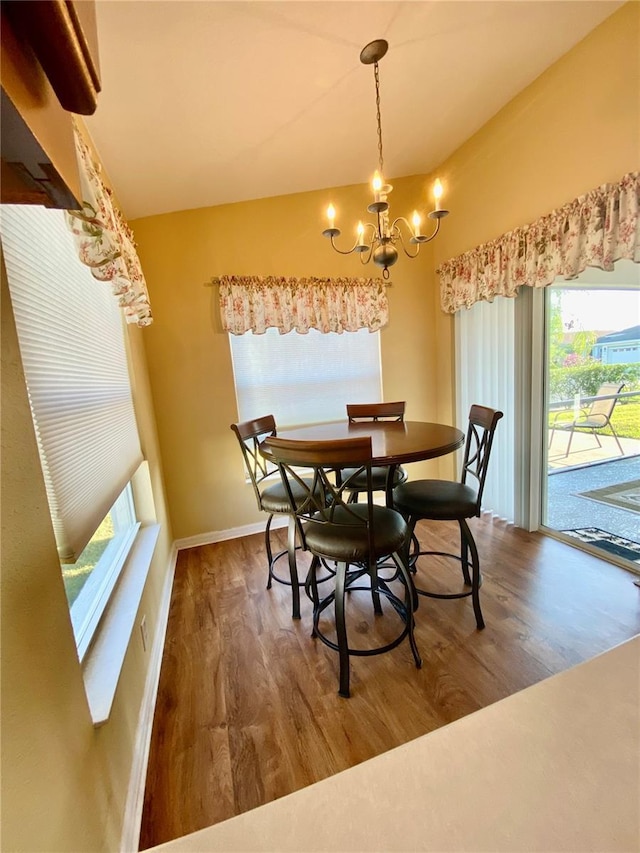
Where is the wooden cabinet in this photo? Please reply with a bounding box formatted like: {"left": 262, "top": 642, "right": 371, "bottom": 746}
{"left": 0, "top": 0, "right": 101, "bottom": 208}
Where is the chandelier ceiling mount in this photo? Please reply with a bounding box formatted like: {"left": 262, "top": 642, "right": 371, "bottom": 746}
{"left": 322, "top": 39, "right": 449, "bottom": 278}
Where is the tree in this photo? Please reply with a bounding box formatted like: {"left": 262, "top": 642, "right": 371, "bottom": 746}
{"left": 548, "top": 291, "right": 568, "bottom": 369}
{"left": 572, "top": 329, "right": 598, "bottom": 361}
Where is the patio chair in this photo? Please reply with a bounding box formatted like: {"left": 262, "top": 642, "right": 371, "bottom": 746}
{"left": 550, "top": 382, "right": 625, "bottom": 458}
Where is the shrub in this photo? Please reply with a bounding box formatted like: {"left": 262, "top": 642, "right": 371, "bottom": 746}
{"left": 548, "top": 362, "right": 640, "bottom": 401}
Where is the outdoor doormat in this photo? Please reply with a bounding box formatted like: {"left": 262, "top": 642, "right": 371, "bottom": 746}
{"left": 578, "top": 479, "right": 640, "bottom": 514}
{"left": 562, "top": 527, "right": 640, "bottom": 564}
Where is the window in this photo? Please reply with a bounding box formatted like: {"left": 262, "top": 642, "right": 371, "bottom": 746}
{"left": 66, "top": 483, "right": 140, "bottom": 659}
{"left": 0, "top": 204, "right": 143, "bottom": 659}
{"left": 229, "top": 327, "right": 382, "bottom": 426}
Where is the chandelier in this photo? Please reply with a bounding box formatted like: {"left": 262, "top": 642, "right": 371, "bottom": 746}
{"left": 322, "top": 39, "right": 449, "bottom": 278}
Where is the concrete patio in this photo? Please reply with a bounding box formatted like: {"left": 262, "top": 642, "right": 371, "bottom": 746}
{"left": 547, "top": 432, "right": 640, "bottom": 471}
{"left": 546, "top": 430, "right": 640, "bottom": 567}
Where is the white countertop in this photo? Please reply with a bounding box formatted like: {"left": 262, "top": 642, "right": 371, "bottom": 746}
{"left": 150, "top": 635, "right": 640, "bottom": 852}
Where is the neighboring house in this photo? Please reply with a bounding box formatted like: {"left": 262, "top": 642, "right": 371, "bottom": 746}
{"left": 591, "top": 325, "right": 640, "bottom": 364}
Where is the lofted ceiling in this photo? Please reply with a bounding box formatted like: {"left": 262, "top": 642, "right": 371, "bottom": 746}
{"left": 85, "top": 0, "right": 623, "bottom": 221}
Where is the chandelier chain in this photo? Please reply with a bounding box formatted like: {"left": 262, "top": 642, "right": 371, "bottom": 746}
{"left": 374, "top": 61, "right": 384, "bottom": 175}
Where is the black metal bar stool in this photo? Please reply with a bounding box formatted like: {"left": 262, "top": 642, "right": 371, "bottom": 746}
{"left": 340, "top": 401, "right": 409, "bottom": 503}
{"left": 230, "top": 415, "right": 311, "bottom": 619}
{"left": 264, "top": 434, "right": 422, "bottom": 698}
{"left": 393, "top": 405, "right": 503, "bottom": 630}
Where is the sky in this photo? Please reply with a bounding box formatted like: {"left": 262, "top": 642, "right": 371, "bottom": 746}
{"left": 559, "top": 289, "right": 640, "bottom": 333}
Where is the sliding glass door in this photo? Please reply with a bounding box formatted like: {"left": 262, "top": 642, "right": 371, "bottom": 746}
{"left": 541, "top": 263, "right": 640, "bottom": 569}
{"left": 455, "top": 260, "right": 638, "bottom": 570}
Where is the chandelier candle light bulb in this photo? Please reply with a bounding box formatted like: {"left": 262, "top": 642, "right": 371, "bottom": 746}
{"left": 372, "top": 171, "right": 383, "bottom": 203}
{"left": 433, "top": 179, "right": 443, "bottom": 211}
{"left": 321, "top": 38, "right": 449, "bottom": 277}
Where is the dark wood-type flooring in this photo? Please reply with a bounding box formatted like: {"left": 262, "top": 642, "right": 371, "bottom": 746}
{"left": 139, "top": 516, "right": 640, "bottom": 849}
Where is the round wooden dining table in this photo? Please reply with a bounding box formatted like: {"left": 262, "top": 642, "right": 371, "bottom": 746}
{"left": 261, "top": 420, "right": 465, "bottom": 504}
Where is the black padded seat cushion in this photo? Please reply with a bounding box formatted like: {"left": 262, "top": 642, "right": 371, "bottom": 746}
{"left": 260, "top": 478, "right": 315, "bottom": 515}
{"left": 303, "top": 505, "right": 407, "bottom": 562}
{"left": 342, "top": 465, "right": 408, "bottom": 491}
{"left": 394, "top": 480, "right": 478, "bottom": 520}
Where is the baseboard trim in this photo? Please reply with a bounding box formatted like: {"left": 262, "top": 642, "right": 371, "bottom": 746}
{"left": 174, "top": 516, "right": 288, "bottom": 552}
{"left": 120, "top": 543, "right": 178, "bottom": 853}
{"left": 120, "top": 519, "right": 290, "bottom": 848}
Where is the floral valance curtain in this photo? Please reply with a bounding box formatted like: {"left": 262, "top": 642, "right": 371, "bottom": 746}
{"left": 65, "top": 122, "right": 153, "bottom": 326}
{"left": 216, "top": 275, "right": 389, "bottom": 334}
{"left": 438, "top": 171, "right": 640, "bottom": 314}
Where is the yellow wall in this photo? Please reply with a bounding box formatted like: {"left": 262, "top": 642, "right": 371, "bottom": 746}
{"left": 432, "top": 1, "right": 639, "bottom": 423}
{"left": 134, "top": 3, "right": 638, "bottom": 543}
{"left": 133, "top": 174, "right": 444, "bottom": 539}
{"left": 1, "top": 5, "right": 637, "bottom": 851}
{"left": 1, "top": 260, "right": 173, "bottom": 848}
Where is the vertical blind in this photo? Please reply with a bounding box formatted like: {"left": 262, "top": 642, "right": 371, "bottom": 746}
{"left": 229, "top": 327, "right": 382, "bottom": 427}
{"left": 455, "top": 296, "right": 515, "bottom": 522}
{"left": 0, "top": 205, "right": 143, "bottom": 561}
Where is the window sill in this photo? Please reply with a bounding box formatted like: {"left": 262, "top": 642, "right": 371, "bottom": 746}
{"left": 82, "top": 523, "right": 160, "bottom": 727}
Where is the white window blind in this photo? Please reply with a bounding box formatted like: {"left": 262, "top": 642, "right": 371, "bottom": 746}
{"left": 455, "top": 295, "right": 515, "bottom": 522}
{"left": 0, "top": 205, "right": 143, "bottom": 561}
{"left": 229, "top": 327, "right": 382, "bottom": 426}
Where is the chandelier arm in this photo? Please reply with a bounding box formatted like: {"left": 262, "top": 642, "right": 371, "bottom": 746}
{"left": 420, "top": 214, "right": 443, "bottom": 243}
{"left": 391, "top": 216, "right": 413, "bottom": 235}
{"left": 329, "top": 234, "right": 365, "bottom": 256}
{"left": 390, "top": 218, "right": 419, "bottom": 258}
{"left": 394, "top": 228, "right": 420, "bottom": 259}
{"left": 402, "top": 242, "right": 420, "bottom": 259}
{"left": 358, "top": 222, "right": 378, "bottom": 262}
{"left": 391, "top": 214, "right": 443, "bottom": 251}
{"left": 364, "top": 220, "right": 378, "bottom": 242}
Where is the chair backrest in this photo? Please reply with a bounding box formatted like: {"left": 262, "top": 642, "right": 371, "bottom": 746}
{"left": 263, "top": 436, "right": 375, "bottom": 551}
{"left": 347, "top": 401, "right": 406, "bottom": 423}
{"left": 460, "top": 405, "right": 504, "bottom": 514}
{"left": 230, "top": 415, "right": 277, "bottom": 510}
{"left": 586, "top": 382, "right": 625, "bottom": 424}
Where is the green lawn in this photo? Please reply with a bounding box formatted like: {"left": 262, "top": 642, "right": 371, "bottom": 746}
{"left": 62, "top": 514, "right": 114, "bottom": 607}
{"left": 549, "top": 399, "right": 640, "bottom": 440}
